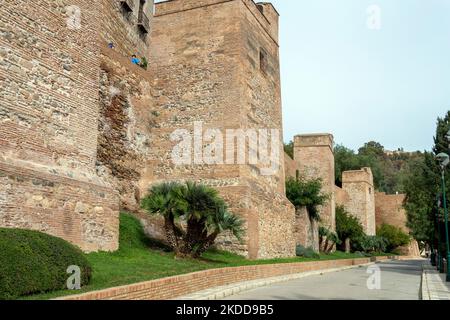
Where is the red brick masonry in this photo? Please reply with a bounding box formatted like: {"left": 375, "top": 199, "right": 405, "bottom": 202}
{"left": 59, "top": 256, "right": 400, "bottom": 300}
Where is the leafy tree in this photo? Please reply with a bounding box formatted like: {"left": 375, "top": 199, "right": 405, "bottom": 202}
{"left": 376, "top": 224, "right": 410, "bottom": 252}
{"left": 334, "top": 145, "right": 360, "bottom": 186}
{"left": 403, "top": 153, "right": 438, "bottom": 244}
{"left": 358, "top": 141, "right": 385, "bottom": 158}
{"left": 141, "top": 182, "right": 244, "bottom": 259}
{"left": 285, "top": 176, "right": 329, "bottom": 221}
{"left": 433, "top": 111, "right": 450, "bottom": 155}
{"left": 404, "top": 110, "right": 450, "bottom": 253}
{"left": 284, "top": 141, "right": 294, "bottom": 159}
{"left": 335, "top": 141, "right": 424, "bottom": 194}
{"left": 334, "top": 143, "right": 385, "bottom": 190}
{"left": 335, "top": 205, "right": 364, "bottom": 251}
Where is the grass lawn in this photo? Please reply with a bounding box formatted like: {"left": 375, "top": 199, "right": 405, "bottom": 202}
{"left": 24, "top": 213, "right": 375, "bottom": 300}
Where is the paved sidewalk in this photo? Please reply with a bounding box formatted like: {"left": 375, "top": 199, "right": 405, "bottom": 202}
{"left": 176, "top": 262, "right": 374, "bottom": 300}
{"left": 222, "top": 260, "right": 423, "bottom": 300}
{"left": 422, "top": 262, "right": 450, "bottom": 300}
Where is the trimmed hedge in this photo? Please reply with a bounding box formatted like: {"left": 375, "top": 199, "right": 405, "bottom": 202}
{"left": 0, "top": 228, "right": 91, "bottom": 300}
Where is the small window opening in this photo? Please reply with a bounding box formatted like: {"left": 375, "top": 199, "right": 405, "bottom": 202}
{"left": 120, "top": 0, "right": 134, "bottom": 21}
{"left": 260, "top": 49, "right": 268, "bottom": 75}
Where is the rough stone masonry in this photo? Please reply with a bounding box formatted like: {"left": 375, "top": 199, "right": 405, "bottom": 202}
{"left": 0, "top": 0, "right": 295, "bottom": 259}
{"left": 1, "top": 0, "right": 416, "bottom": 259}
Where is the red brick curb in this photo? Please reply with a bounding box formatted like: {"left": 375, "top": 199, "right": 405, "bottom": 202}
{"left": 58, "top": 256, "right": 398, "bottom": 300}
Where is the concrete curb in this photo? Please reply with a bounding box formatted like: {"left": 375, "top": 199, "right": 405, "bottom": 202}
{"left": 175, "top": 262, "right": 375, "bottom": 300}
{"left": 421, "top": 261, "right": 450, "bottom": 300}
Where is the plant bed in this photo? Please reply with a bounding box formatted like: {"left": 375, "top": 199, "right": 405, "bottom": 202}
{"left": 22, "top": 213, "right": 389, "bottom": 300}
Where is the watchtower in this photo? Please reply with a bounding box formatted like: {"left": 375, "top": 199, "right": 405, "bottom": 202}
{"left": 148, "top": 0, "right": 295, "bottom": 259}
{"left": 293, "top": 134, "right": 336, "bottom": 232}
{"left": 342, "top": 167, "right": 376, "bottom": 235}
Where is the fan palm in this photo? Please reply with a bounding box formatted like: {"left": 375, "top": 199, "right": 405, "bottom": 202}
{"left": 141, "top": 182, "right": 244, "bottom": 259}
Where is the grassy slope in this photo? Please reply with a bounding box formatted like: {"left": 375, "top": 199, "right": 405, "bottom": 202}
{"left": 25, "top": 213, "right": 365, "bottom": 300}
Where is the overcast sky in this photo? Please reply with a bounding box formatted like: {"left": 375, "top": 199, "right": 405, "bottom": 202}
{"left": 269, "top": 0, "right": 450, "bottom": 152}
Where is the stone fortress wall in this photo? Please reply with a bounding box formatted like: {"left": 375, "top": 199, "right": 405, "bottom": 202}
{"left": 0, "top": 0, "right": 123, "bottom": 252}
{"left": 293, "top": 134, "right": 336, "bottom": 232}
{"left": 341, "top": 167, "right": 376, "bottom": 235}
{"left": 1, "top": 0, "right": 418, "bottom": 258}
{"left": 147, "top": 0, "right": 295, "bottom": 259}
{"left": 375, "top": 192, "right": 420, "bottom": 256}
{"left": 1, "top": 0, "right": 295, "bottom": 259}
{"left": 286, "top": 134, "right": 418, "bottom": 256}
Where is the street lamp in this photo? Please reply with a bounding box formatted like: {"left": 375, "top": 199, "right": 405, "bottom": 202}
{"left": 436, "top": 152, "right": 450, "bottom": 281}
{"left": 436, "top": 194, "right": 444, "bottom": 272}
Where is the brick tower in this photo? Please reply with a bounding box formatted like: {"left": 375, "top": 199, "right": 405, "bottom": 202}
{"left": 293, "top": 134, "right": 336, "bottom": 232}
{"left": 342, "top": 168, "right": 376, "bottom": 235}
{"left": 148, "top": 0, "right": 295, "bottom": 259}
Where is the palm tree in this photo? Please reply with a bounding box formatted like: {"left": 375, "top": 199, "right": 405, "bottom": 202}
{"left": 141, "top": 182, "right": 244, "bottom": 259}
{"left": 140, "top": 182, "right": 186, "bottom": 256}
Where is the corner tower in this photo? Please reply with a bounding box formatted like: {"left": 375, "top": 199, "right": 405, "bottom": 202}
{"left": 148, "top": 0, "right": 295, "bottom": 259}
{"left": 293, "top": 134, "right": 336, "bottom": 232}
{"left": 342, "top": 168, "right": 376, "bottom": 235}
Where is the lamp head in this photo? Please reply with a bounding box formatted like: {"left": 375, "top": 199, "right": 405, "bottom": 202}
{"left": 436, "top": 153, "right": 450, "bottom": 168}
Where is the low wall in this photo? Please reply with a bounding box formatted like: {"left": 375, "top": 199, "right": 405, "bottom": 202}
{"left": 59, "top": 256, "right": 396, "bottom": 300}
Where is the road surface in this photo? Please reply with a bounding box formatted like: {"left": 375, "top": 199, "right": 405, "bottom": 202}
{"left": 222, "top": 260, "right": 423, "bottom": 300}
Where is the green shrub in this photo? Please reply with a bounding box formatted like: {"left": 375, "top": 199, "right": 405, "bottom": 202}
{"left": 140, "top": 57, "right": 148, "bottom": 70}
{"left": 0, "top": 228, "right": 91, "bottom": 300}
{"left": 335, "top": 205, "right": 364, "bottom": 243}
{"left": 286, "top": 176, "right": 329, "bottom": 221}
{"left": 376, "top": 224, "right": 410, "bottom": 252}
{"left": 353, "top": 235, "right": 388, "bottom": 253}
{"left": 296, "top": 245, "right": 320, "bottom": 259}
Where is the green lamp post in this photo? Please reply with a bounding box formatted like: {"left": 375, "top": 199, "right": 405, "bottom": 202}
{"left": 437, "top": 194, "right": 444, "bottom": 272}
{"left": 436, "top": 152, "right": 450, "bottom": 281}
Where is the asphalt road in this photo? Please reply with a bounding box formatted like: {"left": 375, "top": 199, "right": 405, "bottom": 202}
{"left": 222, "top": 260, "right": 424, "bottom": 300}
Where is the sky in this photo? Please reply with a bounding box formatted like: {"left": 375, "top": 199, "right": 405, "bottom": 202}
{"left": 269, "top": 0, "right": 450, "bottom": 152}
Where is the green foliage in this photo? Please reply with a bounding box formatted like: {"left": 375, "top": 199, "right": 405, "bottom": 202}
{"left": 335, "top": 205, "right": 364, "bottom": 243}
{"left": 141, "top": 182, "right": 244, "bottom": 258}
{"left": 353, "top": 235, "right": 388, "bottom": 254}
{"left": 319, "top": 226, "right": 341, "bottom": 253}
{"left": 376, "top": 224, "right": 410, "bottom": 252}
{"left": 285, "top": 176, "right": 329, "bottom": 221}
{"left": 296, "top": 245, "right": 320, "bottom": 259}
{"left": 319, "top": 226, "right": 341, "bottom": 245}
{"left": 27, "top": 213, "right": 376, "bottom": 300}
{"left": 358, "top": 141, "right": 385, "bottom": 158}
{"left": 403, "top": 111, "right": 450, "bottom": 251}
{"left": 284, "top": 141, "right": 294, "bottom": 159}
{"left": 403, "top": 152, "right": 438, "bottom": 243}
{"left": 334, "top": 143, "right": 424, "bottom": 194}
{"left": 139, "top": 57, "right": 148, "bottom": 70}
{"left": 334, "top": 144, "right": 384, "bottom": 190}
{"left": 0, "top": 228, "right": 91, "bottom": 300}
{"left": 433, "top": 111, "right": 450, "bottom": 155}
